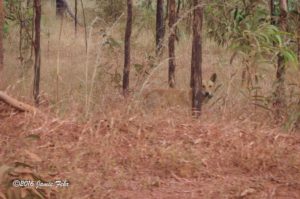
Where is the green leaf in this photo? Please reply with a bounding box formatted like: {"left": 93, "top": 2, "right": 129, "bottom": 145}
{"left": 24, "top": 134, "right": 41, "bottom": 141}
{"left": 280, "top": 49, "right": 297, "bottom": 64}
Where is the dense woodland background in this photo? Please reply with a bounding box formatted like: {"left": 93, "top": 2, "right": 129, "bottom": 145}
{"left": 0, "top": 0, "right": 300, "bottom": 198}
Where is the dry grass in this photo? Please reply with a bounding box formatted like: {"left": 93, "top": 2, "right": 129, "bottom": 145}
{"left": 1, "top": 103, "right": 300, "bottom": 198}
{"left": 1, "top": 2, "right": 300, "bottom": 198}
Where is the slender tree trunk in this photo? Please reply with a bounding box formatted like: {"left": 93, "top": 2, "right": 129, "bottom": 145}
{"left": 175, "top": 0, "right": 181, "bottom": 41}
{"left": 270, "top": 0, "right": 276, "bottom": 25}
{"left": 0, "top": 0, "right": 3, "bottom": 74}
{"left": 156, "top": 0, "right": 165, "bottom": 55}
{"left": 190, "top": 42, "right": 195, "bottom": 88}
{"left": 190, "top": 1, "right": 195, "bottom": 88}
{"left": 33, "top": 0, "right": 41, "bottom": 105}
{"left": 274, "top": 0, "right": 288, "bottom": 119}
{"left": 168, "top": 0, "right": 176, "bottom": 88}
{"left": 191, "top": 0, "right": 203, "bottom": 116}
{"left": 296, "top": 5, "right": 300, "bottom": 129}
{"left": 122, "top": 0, "right": 132, "bottom": 96}
{"left": 297, "top": 6, "right": 300, "bottom": 64}
{"left": 176, "top": 0, "right": 181, "bottom": 16}
{"left": 75, "top": 0, "right": 78, "bottom": 34}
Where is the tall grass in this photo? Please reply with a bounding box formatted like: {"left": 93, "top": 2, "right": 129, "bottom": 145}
{"left": 2, "top": 1, "right": 300, "bottom": 126}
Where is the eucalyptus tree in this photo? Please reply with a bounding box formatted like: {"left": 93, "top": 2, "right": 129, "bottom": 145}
{"left": 33, "top": 0, "right": 41, "bottom": 105}
{"left": 191, "top": 0, "right": 204, "bottom": 115}
{"left": 156, "top": 0, "right": 165, "bottom": 55}
{"left": 168, "top": 0, "right": 176, "bottom": 88}
{"left": 122, "top": 0, "right": 132, "bottom": 96}
{"left": 274, "top": 0, "right": 288, "bottom": 118}
{"left": 206, "top": 1, "right": 296, "bottom": 83}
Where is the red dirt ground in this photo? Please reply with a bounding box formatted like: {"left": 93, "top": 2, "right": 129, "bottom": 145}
{"left": 1, "top": 103, "right": 300, "bottom": 199}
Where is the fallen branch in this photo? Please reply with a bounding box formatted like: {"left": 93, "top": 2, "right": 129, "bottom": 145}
{"left": 0, "top": 91, "right": 38, "bottom": 113}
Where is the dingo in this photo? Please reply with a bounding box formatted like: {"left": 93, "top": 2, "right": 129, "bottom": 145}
{"left": 142, "top": 73, "right": 217, "bottom": 110}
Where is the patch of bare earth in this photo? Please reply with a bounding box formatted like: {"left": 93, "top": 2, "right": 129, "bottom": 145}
{"left": 1, "top": 105, "right": 300, "bottom": 199}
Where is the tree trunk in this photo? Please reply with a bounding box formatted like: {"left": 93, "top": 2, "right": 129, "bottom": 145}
{"left": 191, "top": 0, "right": 203, "bottom": 116}
{"left": 122, "top": 0, "right": 132, "bottom": 96}
{"left": 0, "top": 0, "right": 3, "bottom": 74}
{"left": 274, "top": 0, "right": 288, "bottom": 119}
{"left": 156, "top": 0, "right": 165, "bottom": 55}
{"left": 33, "top": 0, "right": 41, "bottom": 105}
{"left": 297, "top": 5, "right": 300, "bottom": 65}
{"left": 75, "top": 0, "right": 78, "bottom": 34}
{"left": 175, "top": 0, "right": 181, "bottom": 41}
{"left": 270, "top": 0, "right": 275, "bottom": 25}
{"left": 168, "top": 0, "right": 176, "bottom": 88}
{"left": 0, "top": 91, "right": 39, "bottom": 113}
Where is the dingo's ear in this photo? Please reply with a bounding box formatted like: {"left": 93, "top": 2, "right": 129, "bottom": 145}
{"left": 210, "top": 73, "right": 217, "bottom": 83}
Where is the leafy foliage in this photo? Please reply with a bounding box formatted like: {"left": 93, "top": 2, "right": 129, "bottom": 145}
{"left": 96, "top": 0, "right": 125, "bottom": 22}
{"left": 205, "top": 0, "right": 297, "bottom": 62}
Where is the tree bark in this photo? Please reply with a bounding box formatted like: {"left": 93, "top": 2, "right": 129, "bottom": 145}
{"left": 274, "top": 0, "right": 288, "bottom": 119}
{"left": 175, "top": 0, "right": 181, "bottom": 41}
{"left": 0, "top": 91, "right": 39, "bottom": 113}
{"left": 122, "top": 0, "right": 132, "bottom": 96}
{"left": 191, "top": 0, "right": 203, "bottom": 116}
{"left": 297, "top": 5, "right": 300, "bottom": 65}
{"left": 75, "top": 0, "right": 78, "bottom": 34}
{"left": 156, "top": 0, "right": 165, "bottom": 55}
{"left": 0, "top": 0, "right": 3, "bottom": 74}
{"left": 33, "top": 0, "right": 41, "bottom": 105}
{"left": 168, "top": 0, "right": 176, "bottom": 88}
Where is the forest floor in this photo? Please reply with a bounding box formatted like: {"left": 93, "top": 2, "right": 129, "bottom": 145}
{"left": 1, "top": 102, "right": 300, "bottom": 199}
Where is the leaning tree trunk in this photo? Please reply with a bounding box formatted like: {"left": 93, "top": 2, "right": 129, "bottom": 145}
{"left": 168, "top": 0, "right": 176, "bottom": 88}
{"left": 33, "top": 0, "right": 41, "bottom": 105}
{"left": 0, "top": 91, "right": 39, "bottom": 113}
{"left": 274, "top": 0, "right": 288, "bottom": 119}
{"left": 156, "top": 0, "right": 165, "bottom": 55}
{"left": 191, "top": 0, "right": 203, "bottom": 116}
{"left": 0, "top": 0, "right": 3, "bottom": 73}
{"left": 122, "top": 0, "right": 132, "bottom": 96}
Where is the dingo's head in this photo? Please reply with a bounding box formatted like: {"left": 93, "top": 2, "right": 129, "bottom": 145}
{"left": 201, "top": 73, "right": 217, "bottom": 100}
{"left": 141, "top": 73, "right": 218, "bottom": 110}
